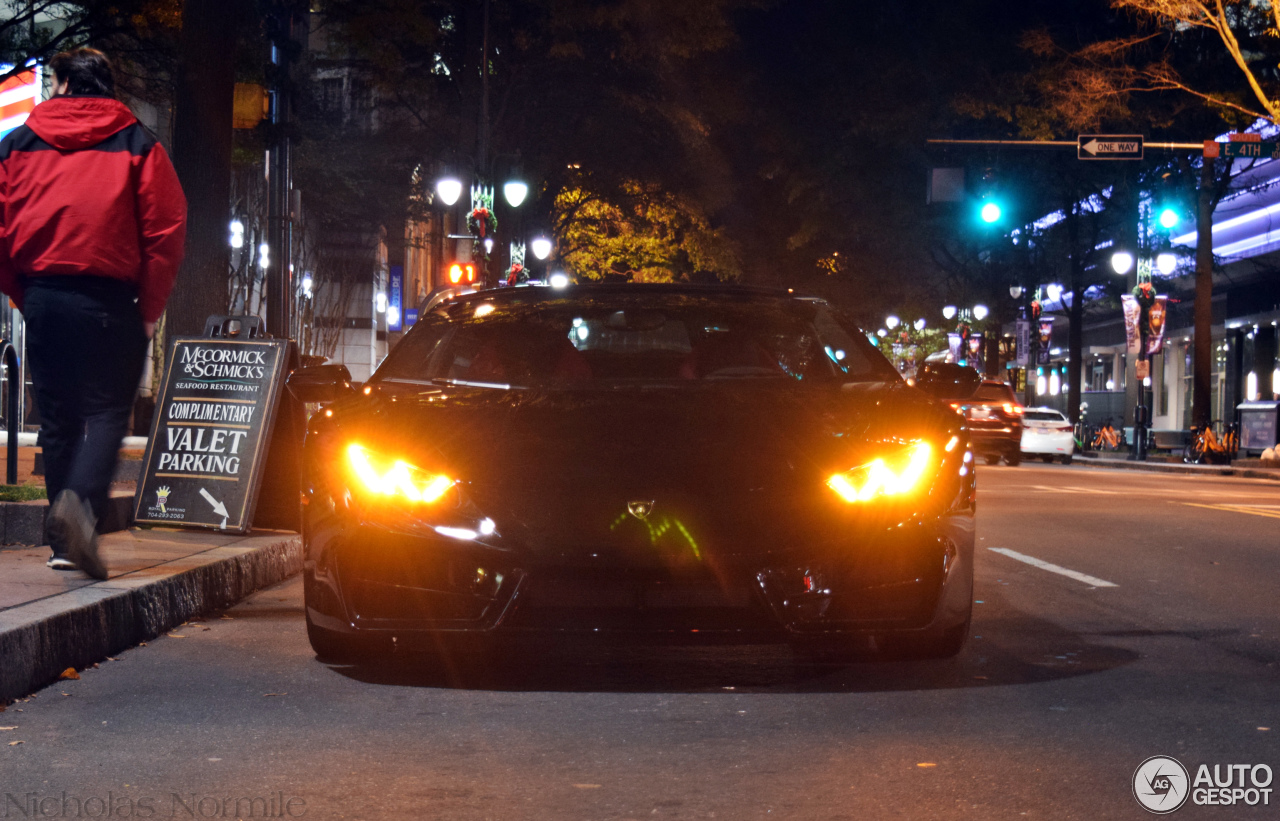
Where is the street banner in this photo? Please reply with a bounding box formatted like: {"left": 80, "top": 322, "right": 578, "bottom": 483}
{"left": 947, "top": 332, "right": 962, "bottom": 362}
{"left": 1037, "top": 318, "right": 1054, "bottom": 365}
{"left": 1121, "top": 295, "right": 1141, "bottom": 355}
{"left": 387, "top": 265, "right": 403, "bottom": 331}
{"left": 1015, "top": 319, "right": 1030, "bottom": 366}
{"left": 967, "top": 332, "right": 984, "bottom": 372}
{"left": 134, "top": 337, "right": 289, "bottom": 532}
{"left": 1146, "top": 295, "right": 1168, "bottom": 356}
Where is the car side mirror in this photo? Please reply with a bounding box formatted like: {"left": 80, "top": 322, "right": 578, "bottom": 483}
{"left": 287, "top": 364, "right": 355, "bottom": 404}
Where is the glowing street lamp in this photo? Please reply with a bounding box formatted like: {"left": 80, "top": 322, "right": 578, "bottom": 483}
{"left": 1156, "top": 253, "right": 1178, "bottom": 276}
{"left": 972, "top": 304, "right": 989, "bottom": 321}
{"left": 531, "top": 237, "right": 552, "bottom": 260}
{"left": 435, "top": 177, "right": 463, "bottom": 206}
{"left": 885, "top": 315, "right": 900, "bottom": 330}
{"left": 1111, "top": 251, "right": 1134, "bottom": 275}
{"left": 942, "top": 305, "right": 957, "bottom": 320}
{"left": 503, "top": 180, "right": 528, "bottom": 208}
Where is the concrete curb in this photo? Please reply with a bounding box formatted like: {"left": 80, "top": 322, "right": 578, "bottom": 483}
{"left": 0, "top": 532, "right": 301, "bottom": 703}
{"left": 1070, "top": 457, "right": 1280, "bottom": 481}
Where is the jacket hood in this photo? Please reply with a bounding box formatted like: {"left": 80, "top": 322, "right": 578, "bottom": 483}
{"left": 24, "top": 96, "right": 137, "bottom": 150}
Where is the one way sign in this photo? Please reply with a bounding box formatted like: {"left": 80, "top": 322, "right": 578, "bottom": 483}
{"left": 1078, "top": 134, "right": 1144, "bottom": 160}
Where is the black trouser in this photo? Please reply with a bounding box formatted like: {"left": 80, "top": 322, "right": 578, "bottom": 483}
{"left": 24, "top": 276, "right": 148, "bottom": 528}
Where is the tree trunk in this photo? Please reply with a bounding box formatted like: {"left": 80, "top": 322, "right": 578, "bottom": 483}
{"left": 1193, "top": 158, "right": 1215, "bottom": 427}
{"left": 167, "top": 0, "right": 237, "bottom": 337}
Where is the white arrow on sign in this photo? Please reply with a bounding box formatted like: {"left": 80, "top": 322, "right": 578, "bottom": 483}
{"left": 1080, "top": 137, "right": 1141, "bottom": 157}
{"left": 199, "top": 487, "right": 229, "bottom": 530}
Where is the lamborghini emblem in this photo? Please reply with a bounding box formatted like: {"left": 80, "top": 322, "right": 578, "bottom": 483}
{"left": 627, "top": 500, "right": 655, "bottom": 520}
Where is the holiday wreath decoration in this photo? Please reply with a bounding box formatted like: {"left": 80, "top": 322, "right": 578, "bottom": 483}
{"left": 468, "top": 207, "right": 497, "bottom": 239}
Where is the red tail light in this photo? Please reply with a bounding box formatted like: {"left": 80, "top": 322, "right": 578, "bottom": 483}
{"left": 1002, "top": 403, "right": 1024, "bottom": 416}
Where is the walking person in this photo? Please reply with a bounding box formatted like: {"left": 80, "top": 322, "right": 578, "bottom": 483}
{"left": 0, "top": 48, "right": 186, "bottom": 577}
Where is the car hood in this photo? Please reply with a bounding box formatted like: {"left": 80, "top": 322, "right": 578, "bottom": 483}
{"left": 325, "top": 380, "right": 957, "bottom": 560}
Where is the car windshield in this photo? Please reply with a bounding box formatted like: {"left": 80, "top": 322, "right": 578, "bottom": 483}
{"left": 374, "top": 291, "right": 895, "bottom": 389}
{"left": 1024, "top": 411, "right": 1066, "bottom": 422}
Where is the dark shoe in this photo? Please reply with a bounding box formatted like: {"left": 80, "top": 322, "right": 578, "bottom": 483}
{"left": 49, "top": 490, "right": 105, "bottom": 580}
{"left": 46, "top": 555, "right": 75, "bottom": 570}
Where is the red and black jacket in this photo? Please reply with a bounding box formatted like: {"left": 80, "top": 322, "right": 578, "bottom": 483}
{"left": 0, "top": 95, "right": 186, "bottom": 323}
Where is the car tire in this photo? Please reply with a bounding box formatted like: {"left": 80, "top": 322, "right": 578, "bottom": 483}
{"left": 1039, "top": 454, "right": 1054, "bottom": 463}
{"left": 984, "top": 454, "right": 1001, "bottom": 465}
{"left": 1005, "top": 452, "right": 1021, "bottom": 467}
{"left": 878, "top": 616, "right": 971, "bottom": 661}
{"left": 1061, "top": 454, "right": 1073, "bottom": 465}
{"left": 306, "top": 613, "right": 390, "bottom": 663}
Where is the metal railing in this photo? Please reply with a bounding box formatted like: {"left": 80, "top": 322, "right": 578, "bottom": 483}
{"left": 0, "top": 340, "right": 17, "bottom": 483}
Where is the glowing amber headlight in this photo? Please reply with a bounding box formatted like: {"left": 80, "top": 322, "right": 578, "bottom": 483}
{"left": 827, "top": 442, "right": 935, "bottom": 503}
{"left": 346, "top": 444, "right": 455, "bottom": 503}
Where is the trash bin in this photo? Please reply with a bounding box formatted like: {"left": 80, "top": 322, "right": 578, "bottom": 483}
{"left": 1237, "top": 401, "right": 1280, "bottom": 455}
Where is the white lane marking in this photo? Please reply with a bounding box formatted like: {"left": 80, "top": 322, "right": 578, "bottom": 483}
{"left": 988, "top": 548, "right": 1119, "bottom": 588}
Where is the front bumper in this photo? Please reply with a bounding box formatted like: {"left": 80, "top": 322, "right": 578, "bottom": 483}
{"left": 303, "top": 506, "right": 975, "bottom": 643}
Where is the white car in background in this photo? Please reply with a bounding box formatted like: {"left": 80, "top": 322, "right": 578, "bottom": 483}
{"left": 1020, "top": 407, "right": 1075, "bottom": 464}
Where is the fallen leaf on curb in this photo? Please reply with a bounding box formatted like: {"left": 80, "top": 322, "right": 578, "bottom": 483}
{"left": 0, "top": 727, "right": 16, "bottom": 731}
{"left": 167, "top": 634, "right": 186, "bottom": 639}
{"left": 0, "top": 706, "right": 6, "bottom": 712}
{"left": 60, "top": 693, "right": 70, "bottom": 697}
{"left": 58, "top": 668, "right": 79, "bottom": 681}
{"left": 917, "top": 763, "right": 937, "bottom": 768}
{"left": 219, "top": 615, "right": 233, "bottom": 620}
{"left": 8, "top": 740, "right": 22, "bottom": 746}
{"left": 202, "top": 627, "right": 211, "bottom": 632}
{"left": 573, "top": 784, "right": 601, "bottom": 789}
{"left": 263, "top": 693, "right": 286, "bottom": 697}
{"left": 138, "top": 642, "right": 147, "bottom": 647}
{"left": 91, "top": 663, "right": 99, "bottom": 669}
{"left": 106, "top": 657, "right": 117, "bottom": 662}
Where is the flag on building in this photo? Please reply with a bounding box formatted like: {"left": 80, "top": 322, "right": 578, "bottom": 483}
{"left": 0, "top": 68, "right": 42, "bottom": 140}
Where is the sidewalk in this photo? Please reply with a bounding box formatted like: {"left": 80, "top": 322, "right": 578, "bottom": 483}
{"left": 0, "top": 527, "right": 301, "bottom": 703}
{"left": 1070, "top": 452, "right": 1280, "bottom": 481}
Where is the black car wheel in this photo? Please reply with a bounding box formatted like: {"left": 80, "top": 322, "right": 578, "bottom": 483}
{"left": 1039, "top": 454, "right": 1054, "bottom": 463}
{"left": 1005, "top": 451, "right": 1021, "bottom": 467}
{"left": 879, "top": 616, "right": 971, "bottom": 660}
{"left": 1061, "top": 454, "right": 1073, "bottom": 465}
{"left": 306, "top": 614, "right": 391, "bottom": 663}
{"left": 984, "top": 453, "right": 1001, "bottom": 466}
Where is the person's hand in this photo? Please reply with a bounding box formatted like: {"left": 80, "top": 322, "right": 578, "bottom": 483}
{"left": 144, "top": 321, "right": 156, "bottom": 339}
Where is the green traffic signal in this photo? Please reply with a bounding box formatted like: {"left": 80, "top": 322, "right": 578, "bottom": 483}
{"left": 980, "top": 202, "right": 1002, "bottom": 223}
{"left": 1158, "top": 208, "right": 1179, "bottom": 230}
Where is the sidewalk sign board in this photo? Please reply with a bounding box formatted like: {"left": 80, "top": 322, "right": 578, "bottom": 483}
{"left": 134, "top": 324, "right": 289, "bottom": 533}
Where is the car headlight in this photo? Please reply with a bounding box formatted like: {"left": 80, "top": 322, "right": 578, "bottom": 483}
{"left": 346, "top": 443, "right": 456, "bottom": 504}
{"left": 827, "top": 441, "right": 936, "bottom": 503}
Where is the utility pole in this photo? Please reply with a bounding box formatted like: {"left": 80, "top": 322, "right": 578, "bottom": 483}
{"left": 169, "top": 0, "right": 237, "bottom": 336}
{"left": 1193, "top": 156, "right": 1215, "bottom": 427}
{"left": 265, "top": 7, "right": 296, "bottom": 338}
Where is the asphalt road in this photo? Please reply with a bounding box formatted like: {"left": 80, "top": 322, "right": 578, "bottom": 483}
{"left": 2, "top": 465, "right": 1278, "bottom": 820}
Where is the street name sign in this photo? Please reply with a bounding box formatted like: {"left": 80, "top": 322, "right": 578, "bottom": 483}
{"left": 134, "top": 337, "right": 289, "bottom": 532}
{"left": 1078, "top": 135, "right": 1144, "bottom": 160}
{"left": 1213, "top": 141, "right": 1280, "bottom": 159}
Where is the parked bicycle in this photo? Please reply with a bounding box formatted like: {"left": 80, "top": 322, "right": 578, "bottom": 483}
{"left": 1184, "top": 421, "right": 1239, "bottom": 465}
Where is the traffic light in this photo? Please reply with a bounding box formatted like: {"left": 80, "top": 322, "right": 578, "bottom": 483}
{"left": 980, "top": 201, "right": 1002, "bottom": 223}
{"left": 447, "top": 261, "right": 477, "bottom": 285}
{"left": 1157, "top": 207, "right": 1179, "bottom": 230}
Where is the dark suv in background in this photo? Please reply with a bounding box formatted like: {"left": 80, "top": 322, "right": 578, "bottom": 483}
{"left": 916, "top": 363, "right": 1024, "bottom": 466}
